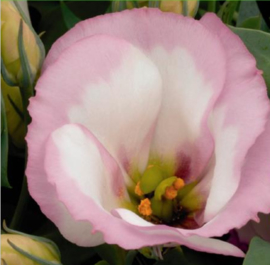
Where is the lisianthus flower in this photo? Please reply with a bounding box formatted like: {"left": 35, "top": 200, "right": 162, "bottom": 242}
{"left": 26, "top": 9, "right": 270, "bottom": 257}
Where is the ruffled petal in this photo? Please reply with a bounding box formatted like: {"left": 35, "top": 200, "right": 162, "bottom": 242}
{"left": 43, "top": 8, "right": 228, "bottom": 178}
{"left": 199, "top": 13, "right": 270, "bottom": 221}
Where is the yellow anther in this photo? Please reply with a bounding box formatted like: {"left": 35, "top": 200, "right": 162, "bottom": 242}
{"left": 173, "top": 178, "right": 185, "bottom": 190}
{"left": 138, "top": 198, "right": 152, "bottom": 216}
{"left": 135, "top": 181, "right": 144, "bottom": 196}
{"left": 147, "top": 164, "right": 154, "bottom": 169}
{"left": 164, "top": 186, "right": 178, "bottom": 200}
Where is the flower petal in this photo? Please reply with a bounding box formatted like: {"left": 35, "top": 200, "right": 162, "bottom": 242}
{"left": 27, "top": 34, "right": 162, "bottom": 244}
{"left": 199, "top": 13, "right": 270, "bottom": 221}
{"left": 28, "top": 34, "right": 162, "bottom": 177}
{"left": 186, "top": 116, "right": 270, "bottom": 239}
{"left": 111, "top": 209, "right": 245, "bottom": 257}
{"left": 43, "top": 8, "right": 228, "bottom": 177}
{"left": 42, "top": 123, "right": 126, "bottom": 245}
{"left": 45, "top": 124, "right": 126, "bottom": 211}
{"left": 44, "top": 132, "right": 245, "bottom": 257}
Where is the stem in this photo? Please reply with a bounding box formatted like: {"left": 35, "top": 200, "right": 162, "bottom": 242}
{"left": 10, "top": 173, "right": 29, "bottom": 229}
{"left": 208, "top": 0, "right": 216, "bottom": 13}
{"left": 10, "top": 84, "right": 33, "bottom": 230}
{"left": 20, "top": 85, "right": 33, "bottom": 126}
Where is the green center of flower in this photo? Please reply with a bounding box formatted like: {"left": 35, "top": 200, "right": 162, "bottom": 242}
{"left": 127, "top": 164, "right": 201, "bottom": 229}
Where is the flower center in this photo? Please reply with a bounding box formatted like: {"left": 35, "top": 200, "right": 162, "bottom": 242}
{"left": 128, "top": 164, "right": 201, "bottom": 229}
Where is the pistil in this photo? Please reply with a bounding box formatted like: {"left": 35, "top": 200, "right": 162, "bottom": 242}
{"left": 131, "top": 163, "right": 199, "bottom": 228}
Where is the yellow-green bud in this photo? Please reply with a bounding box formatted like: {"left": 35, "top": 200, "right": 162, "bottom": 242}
{"left": 1, "top": 78, "right": 25, "bottom": 148}
{"left": 140, "top": 166, "right": 164, "bottom": 194}
{"left": 113, "top": 1, "right": 199, "bottom": 17}
{"left": 1, "top": 1, "right": 41, "bottom": 83}
{"left": 160, "top": 1, "right": 199, "bottom": 17}
{"left": 1, "top": 234, "right": 61, "bottom": 265}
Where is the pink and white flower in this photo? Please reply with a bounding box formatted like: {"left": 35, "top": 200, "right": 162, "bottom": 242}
{"left": 26, "top": 9, "right": 270, "bottom": 257}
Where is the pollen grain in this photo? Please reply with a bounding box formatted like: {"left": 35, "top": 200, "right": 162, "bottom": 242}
{"left": 138, "top": 198, "right": 152, "bottom": 216}
{"left": 135, "top": 181, "right": 144, "bottom": 196}
{"left": 164, "top": 186, "right": 178, "bottom": 200}
{"left": 173, "top": 178, "right": 185, "bottom": 190}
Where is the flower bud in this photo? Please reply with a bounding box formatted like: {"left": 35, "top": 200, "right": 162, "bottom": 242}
{"left": 159, "top": 1, "right": 199, "bottom": 17}
{"left": 1, "top": 78, "right": 25, "bottom": 148}
{"left": 113, "top": 1, "right": 199, "bottom": 17}
{"left": 1, "top": 234, "right": 61, "bottom": 265}
{"left": 1, "top": 1, "right": 41, "bottom": 83}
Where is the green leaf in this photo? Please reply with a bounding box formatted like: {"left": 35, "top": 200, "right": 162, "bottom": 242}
{"left": 230, "top": 26, "right": 270, "bottom": 96}
{"left": 1, "top": 58, "right": 17, "bottom": 87}
{"left": 125, "top": 250, "right": 137, "bottom": 265}
{"left": 148, "top": 1, "right": 160, "bottom": 8}
{"left": 17, "top": 19, "right": 35, "bottom": 125}
{"left": 13, "top": 1, "right": 45, "bottom": 71}
{"left": 243, "top": 237, "right": 270, "bottom": 265}
{"left": 111, "top": 1, "right": 129, "bottom": 12}
{"left": 95, "top": 244, "right": 126, "bottom": 265}
{"left": 1, "top": 93, "right": 11, "bottom": 188}
{"left": 236, "top": 1, "right": 269, "bottom": 32}
{"left": 95, "top": 261, "right": 110, "bottom": 265}
{"left": 218, "top": 1, "right": 239, "bottom": 25}
{"left": 28, "top": 1, "right": 110, "bottom": 52}
{"left": 155, "top": 247, "right": 188, "bottom": 265}
{"left": 18, "top": 20, "right": 34, "bottom": 90}
{"left": 240, "top": 16, "right": 262, "bottom": 30}
{"left": 60, "top": 1, "right": 81, "bottom": 30}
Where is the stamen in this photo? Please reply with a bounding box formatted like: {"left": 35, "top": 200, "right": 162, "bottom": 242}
{"left": 164, "top": 186, "right": 178, "bottom": 200}
{"left": 173, "top": 178, "right": 185, "bottom": 190}
{"left": 135, "top": 181, "right": 144, "bottom": 196}
{"left": 164, "top": 178, "right": 185, "bottom": 200}
{"left": 138, "top": 198, "right": 152, "bottom": 216}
